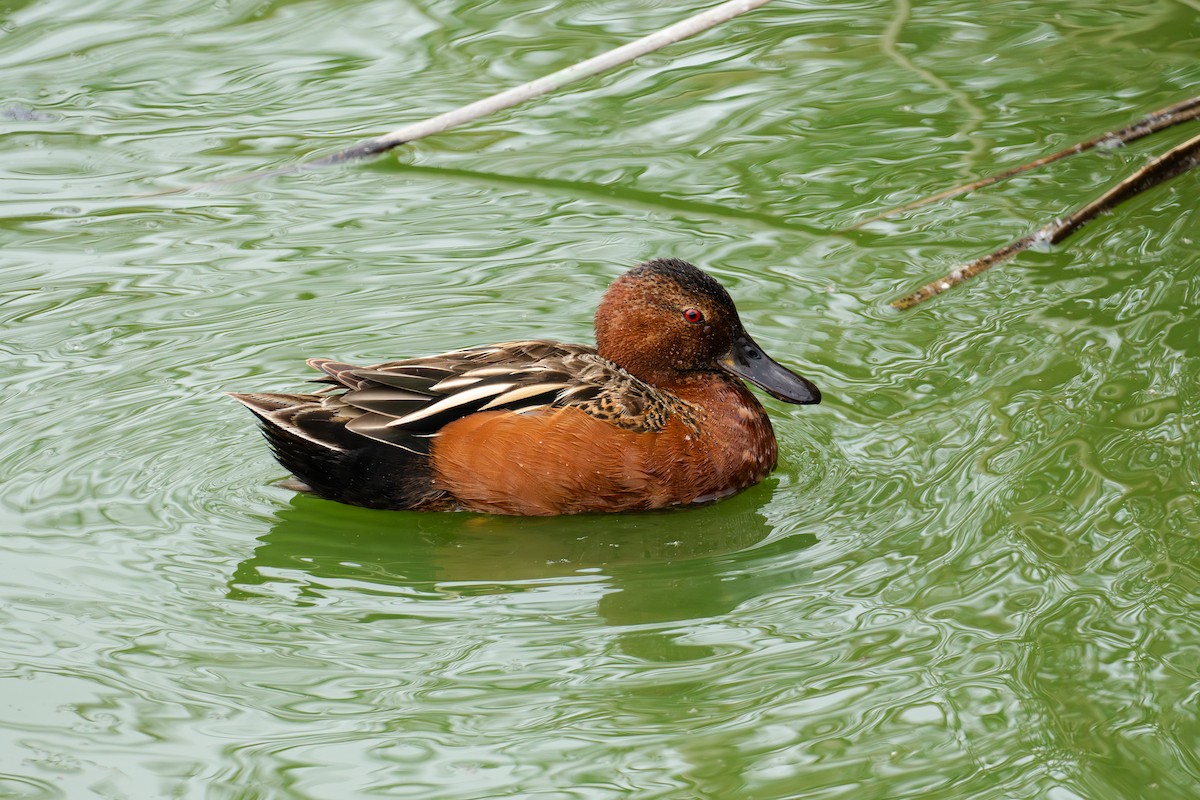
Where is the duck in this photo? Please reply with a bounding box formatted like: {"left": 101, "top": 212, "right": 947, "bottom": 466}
{"left": 228, "top": 258, "right": 820, "bottom": 515}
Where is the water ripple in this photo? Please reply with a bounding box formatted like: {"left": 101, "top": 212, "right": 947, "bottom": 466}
{"left": 1, "top": 0, "right": 1198, "bottom": 797}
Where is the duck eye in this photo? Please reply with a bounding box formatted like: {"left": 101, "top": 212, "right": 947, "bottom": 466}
{"left": 683, "top": 308, "right": 704, "bottom": 324}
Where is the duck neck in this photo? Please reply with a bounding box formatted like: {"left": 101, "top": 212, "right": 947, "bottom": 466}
{"left": 595, "top": 274, "right": 699, "bottom": 386}
{"left": 667, "top": 369, "right": 762, "bottom": 411}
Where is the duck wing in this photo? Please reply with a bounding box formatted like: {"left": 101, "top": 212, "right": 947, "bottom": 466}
{"left": 309, "top": 339, "right": 697, "bottom": 454}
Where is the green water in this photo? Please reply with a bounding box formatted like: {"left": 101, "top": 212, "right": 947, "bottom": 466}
{"left": 2, "top": 0, "right": 1198, "bottom": 797}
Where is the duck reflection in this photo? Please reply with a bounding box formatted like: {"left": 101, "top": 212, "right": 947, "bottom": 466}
{"left": 228, "top": 488, "right": 816, "bottom": 658}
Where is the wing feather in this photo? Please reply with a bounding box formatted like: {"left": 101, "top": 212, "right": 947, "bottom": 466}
{"left": 479, "top": 382, "right": 571, "bottom": 410}
{"left": 386, "top": 381, "right": 517, "bottom": 427}
{"left": 294, "top": 340, "right": 694, "bottom": 455}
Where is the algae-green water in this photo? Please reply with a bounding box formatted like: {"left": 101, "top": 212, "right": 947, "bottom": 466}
{"left": 2, "top": 1, "right": 1198, "bottom": 797}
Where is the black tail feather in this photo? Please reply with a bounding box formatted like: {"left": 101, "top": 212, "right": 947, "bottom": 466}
{"left": 228, "top": 393, "right": 448, "bottom": 510}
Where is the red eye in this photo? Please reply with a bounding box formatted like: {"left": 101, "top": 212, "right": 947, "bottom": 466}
{"left": 683, "top": 308, "right": 704, "bottom": 323}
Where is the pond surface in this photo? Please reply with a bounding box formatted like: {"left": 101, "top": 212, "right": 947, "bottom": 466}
{"left": 2, "top": 0, "right": 1198, "bottom": 797}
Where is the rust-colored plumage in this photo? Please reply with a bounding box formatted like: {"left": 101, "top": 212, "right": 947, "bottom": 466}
{"left": 229, "top": 259, "right": 820, "bottom": 515}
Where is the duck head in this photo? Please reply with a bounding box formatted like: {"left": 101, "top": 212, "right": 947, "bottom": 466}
{"left": 594, "top": 258, "right": 821, "bottom": 404}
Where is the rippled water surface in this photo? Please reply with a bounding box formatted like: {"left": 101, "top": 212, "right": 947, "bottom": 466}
{"left": 2, "top": 0, "right": 1198, "bottom": 797}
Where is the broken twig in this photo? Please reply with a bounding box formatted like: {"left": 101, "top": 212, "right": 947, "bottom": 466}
{"left": 161, "top": 0, "right": 774, "bottom": 193}
{"left": 849, "top": 95, "right": 1200, "bottom": 230}
{"left": 890, "top": 130, "right": 1200, "bottom": 310}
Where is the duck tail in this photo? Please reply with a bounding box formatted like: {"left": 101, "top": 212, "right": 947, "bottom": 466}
{"left": 227, "top": 392, "right": 446, "bottom": 510}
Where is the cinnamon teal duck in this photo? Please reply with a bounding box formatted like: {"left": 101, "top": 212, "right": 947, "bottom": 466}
{"left": 229, "top": 258, "right": 820, "bottom": 515}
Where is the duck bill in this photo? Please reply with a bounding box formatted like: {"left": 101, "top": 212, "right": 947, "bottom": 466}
{"left": 718, "top": 333, "right": 821, "bottom": 404}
